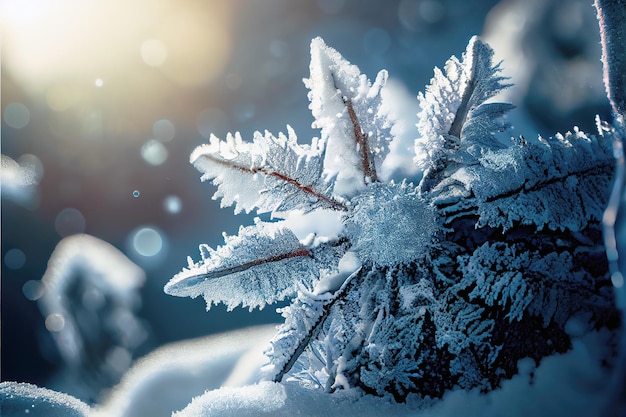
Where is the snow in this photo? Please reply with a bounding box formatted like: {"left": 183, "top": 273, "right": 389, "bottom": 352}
{"left": 313, "top": 251, "right": 361, "bottom": 295}
{"left": 92, "top": 325, "right": 277, "bottom": 417}
{"left": 173, "top": 381, "right": 410, "bottom": 417}
{"left": 168, "top": 329, "right": 615, "bottom": 417}
{"left": 282, "top": 209, "right": 344, "bottom": 246}
{"left": 1, "top": 328, "right": 618, "bottom": 417}
{"left": 0, "top": 382, "right": 90, "bottom": 417}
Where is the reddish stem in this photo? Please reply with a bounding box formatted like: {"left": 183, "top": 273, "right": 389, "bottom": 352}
{"left": 345, "top": 99, "right": 377, "bottom": 182}
{"left": 200, "top": 155, "right": 347, "bottom": 211}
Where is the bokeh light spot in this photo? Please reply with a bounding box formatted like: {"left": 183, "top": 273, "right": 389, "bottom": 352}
{"left": 363, "top": 28, "right": 391, "bottom": 56}
{"left": 106, "top": 346, "right": 133, "bottom": 375}
{"left": 141, "top": 38, "right": 168, "bottom": 67}
{"left": 163, "top": 195, "right": 182, "bottom": 214}
{"left": 54, "top": 208, "right": 86, "bottom": 237}
{"left": 45, "top": 83, "right": 82, "bottom": 111}
{"left": 45, "top": 313, "right": 65, "bottom": 332}
{"left": 82, "top": 287, "right": 105, "bottom": 310}
{"left": 133, "top": 190, "right": 141, "bottom": 198}
{"left": 153, "top": 119, "right": 175, "bottom": 142}
{"left": 22, "top": 280, "right": 44, "bottom": 301}
{"left": 4, "top": 248, "right": 26, "bottom": 270}
{"left": 317, "top": 0, "right": 348, "bottom": 14}
{"left": 4, "top": 102, "right": 30, "bottom": 129}
{"left": 197, "top": 107, "right": 229, "bottom": 138}
{"left": 234, "top": 102, "right": 255, "bottom": 122}
{"left": 419, "top": 0, "right": 445, "bottom": 24}
{"left": 95, "top": 78, "right": 104, "bottom": 87}
{"left": 131, "top": 226, "right": 164, "bottom": 257}
{"left": 398, "top": 0, "right": 421, "bottom": 31}
{"left": 141, "top": 139, "right": 168, "bottom": 165}
{"left": 18, "top": 154, "right": 44, "bottom": 183}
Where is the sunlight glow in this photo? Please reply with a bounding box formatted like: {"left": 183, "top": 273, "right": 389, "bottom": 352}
{"left": 141, "top": 39, "right": 168, "bottom": 67}
{"left": 1, "top": 0, "right": 232, "bottom": 89}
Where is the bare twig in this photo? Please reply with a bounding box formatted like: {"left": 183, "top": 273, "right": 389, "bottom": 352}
{"left": 273, "top": 267, "right": 364, "bottom": 383}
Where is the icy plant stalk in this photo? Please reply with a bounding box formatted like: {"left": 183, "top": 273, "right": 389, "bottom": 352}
{"left": 166, "top": 35, "right": 621, "bottom": 403}
{"left": 595, "top": 0, "right": 626, "bottom": 124}
{"left": 596, "top": 1, "right": 626, "bottom": 415}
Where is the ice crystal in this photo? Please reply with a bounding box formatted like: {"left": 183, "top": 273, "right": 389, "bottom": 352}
{"left": 165, "top": 36, "right": 620, "bottom": 402}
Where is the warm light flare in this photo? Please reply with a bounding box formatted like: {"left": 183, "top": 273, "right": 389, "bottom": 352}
{"left": 1, "top": 0, "right": 232, "bottom": 90}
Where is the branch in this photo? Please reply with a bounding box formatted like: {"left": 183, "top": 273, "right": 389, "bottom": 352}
{"left": 273, "top": 267, "right": 364, "bottom": 383}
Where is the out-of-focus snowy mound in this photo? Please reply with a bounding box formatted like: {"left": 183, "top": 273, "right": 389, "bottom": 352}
{"left": 38, "top": 234, "right": 147, "bottom": 401}
{"left": 0, "top": 381, "right": 90, "bottom": 417}
{"left": 91, "top": 324, "right": 277, "bottom": 417}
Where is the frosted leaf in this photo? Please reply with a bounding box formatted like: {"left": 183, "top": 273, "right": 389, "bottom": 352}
{"left": 191, "top": 127, "right": 343, "bottom": 216}
{"left": 433, "top": 128, "right": 615, "bottom": 231}
{"left": 264, "top": 288, "right": 333, "bottom": 383}
{"left": 307, "top": 37, "right": 395, "bottom": 196}
{"left": 416, "top": 36, "right": 512, "bottom": 182}
{"left": 166, "top": 221, "right": 326, "bottom": 311}
{"left": 267, "top": 266, "right": 363, "bottom": 384}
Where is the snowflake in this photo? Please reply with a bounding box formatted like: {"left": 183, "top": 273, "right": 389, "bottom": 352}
{"left": 164, "top": 36, "right": 620, "bottom": 402}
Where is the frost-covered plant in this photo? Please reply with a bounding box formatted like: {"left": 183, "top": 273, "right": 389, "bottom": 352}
{"left": 164, "top": 36, "right": 620, "bottom": 402}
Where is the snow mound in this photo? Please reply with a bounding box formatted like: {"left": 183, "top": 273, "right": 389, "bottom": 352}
{"left": 0, "top": 382, "right": 90, "bottom": 417}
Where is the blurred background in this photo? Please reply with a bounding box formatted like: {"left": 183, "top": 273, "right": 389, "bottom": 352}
{"left": 1, "top": 0, "right": 613, "bottom": 404}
